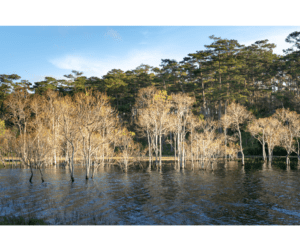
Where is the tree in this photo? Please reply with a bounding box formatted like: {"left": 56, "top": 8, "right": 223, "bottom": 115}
{"left": 247, "top": 118, "right": 268, "bottom": 162}
{"left": 57, "top": 95, "right": 79, "bottom": 182}
{"left": 0, "top": 120, "right": 7, "bottom": 167}
{"left": 75, "top": 91, "right": 118, "bottom": 179}
{"left": 4, "top": 89, "right": 31, "bottom": 163}
{"left": 31, "top": 77, "right": 61, "bottom": 95}
{"left": 220, "top": 114, "right": 232, "bottom": 163}
{"left": 260, "top": 117, "right": 281, "bottom": 163}
{"left": 226, "top": 102, "right": 253, "bottom": 165}
{"left": 171, "top": 92, "right": 195, "bottom": 168}
{"left": 204, "top": 36, "right": 242, "bottom": 129}
{"left": 134, "top": 87, "right": 172, "bottom": 168}
{"left": 181, "top": 50, "right": 212, "bottom": 118}
{"left": 283, "top": 32, "right": 300, "bottom": 98}
{"left": 273, "top": 108, "right": 300, "bottom": 165}
{"left": 10, "top": 94, "right": 51, "bottom": 183}
{"left": 115, "top": 128, "right": 139, "bottom": 172}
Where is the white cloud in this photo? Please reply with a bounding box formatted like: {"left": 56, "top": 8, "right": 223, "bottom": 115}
{"left": 104, "top": 29, "right": 122, "bottom": 42}
{"left": 239, "top": 28, "right": 299, "bottom": 55}
{"left": 49, "top": 48, "right": 185, "bottom": 78}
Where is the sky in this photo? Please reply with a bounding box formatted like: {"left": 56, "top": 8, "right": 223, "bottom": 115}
{"left": 1, "top": 26, "right": 300, "bottom": 84}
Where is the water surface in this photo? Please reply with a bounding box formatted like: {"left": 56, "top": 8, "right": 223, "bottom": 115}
{"left": 1, "top": 161, "right": 300, "bottom": 225}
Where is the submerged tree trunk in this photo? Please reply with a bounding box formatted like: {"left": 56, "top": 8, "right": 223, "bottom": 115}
{"left": 159, "top": 128, "right": 162, "bottom": 168}
{"left": 53, "top": 118, "right": 57, "bottom": 168}
{"left": 179, "top": 132, "right": 183, "bottom": 169}
{"left": 29, "top": 165, "right": 33, "bottom": 183}
{"left": 147, "top": 130, "right": 151, "bottom": 164}
{"left": 170, "top": 132, "right": 173, "bottom": 152}
{"left": 174, "top": 132, "right": 177, "bottom": 165}
{"left": 191, "top": 129, "right": 194, "bottom": 170}
{"left": 297, "top": 138, "right": 300, "bottom": 166}
{"left": 38, "top": 167, "right": 45, "bottom": 182}
{"left": 0, "top": 152, "right": 6, "bottom": 168}
{"left": 224, "top": 127, "right": 227, "bottom": 165}
{"left": 268, "top": 147, "right": 272, "bottom": 163}
{"left": 238, "top": 128, "right": 245, "bottom": 166}
{"left": 262, "top": 130, "right": 266, "bottom": 162}
{"left": 71, "top": 145, "right": 75, "bottom": 182}
{"left": 155, "top": 126, "right": 158, "bottom": 166}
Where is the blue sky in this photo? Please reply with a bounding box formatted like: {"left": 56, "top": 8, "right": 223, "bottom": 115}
{"left": 1, "top": 26, "right": 300, "bottom": 84}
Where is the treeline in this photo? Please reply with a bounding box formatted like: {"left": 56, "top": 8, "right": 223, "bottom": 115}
{"left": 1, "top": 32, "right": 300, "bottom": 181}
{"left": 1, "top": 86, "right": 300, "bottom": 182}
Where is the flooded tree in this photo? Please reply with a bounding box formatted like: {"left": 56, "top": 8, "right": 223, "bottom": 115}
{"left": 261, "top": 117, "right": 281, "bottom": 163}
{"left": 247, "top": 118, "right": 268, "bottom": 162}
{"left": 274, "top": 108, "right": 300, "bottom": 165}
{"left": 57, "top": 95, "right": 79, "bottom": 182}
{"left": 135, "top": 87, "right": 172, "bottom": 168}
{"left": 226, "top": 102, "right": 253, "bottom": 166}
{"left": 220, "top": 114, "right": 232, "bottom": 164}
{"left": 170, "top": 93, "right": 195, "bottom": 169}
{"left": 43, "top": 90, "right": 60, "bottom": 168}
{"left": 0, "top": 120, "right": 8, "bottom": 167}
{"left": 115, "top": 128, "right": 140, "bottom": 172}
{"left": 4, "top": 89, "right": 31, "bottom": 164}
{"left": 10, "top": 95, "right": 52, "bottom": 183}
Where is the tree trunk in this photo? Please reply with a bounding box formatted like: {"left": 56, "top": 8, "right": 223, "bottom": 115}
{"left": 0, "top": 152, "right": 6, "bottom": 168}
{"left": 238, "top": 129, "right": 245, "bottom": 166}
{"left": 201, "top": 74, "right": 206, "bottom": 119}
{"left": 159, "top": 123, "right": 162, "bottom": 168}
{"left": 174, "top": 132, "right": 177, "bottom": 165}
{"left": 268, "top": 147, "right": 272, "bottom": 163}
{"left": 224, "top": 127, "right": 227, "bottom": 164}
{"left": 155, "top": 128, "right": 158, "bottom": 166}
{"left": 262, "top": 130, "right": 266, "bottom": 162}
{"left": 297, "top": 138, "right": 300, "bottom": 164}
{"left": 170, "top": 132, "right": 173, "bottom": 152}
{"left": 147, "top": 130, "right": 151, "bottom": 164}
{"left": 29, "top": 165, "right": 33, "bottom": 183}
{"left": 38, "top": 167, "right": 45, "bottom": 182}
{"left": 191, "top": 128, "right": 194, "bottom": 170}
{"left": 179, "top": 131, "right": 183, "bottom": 169}
{"left": 71, "top": 145, "right": 75, "bottom": 182}
{"left": 286, "top": 154, "right": 290, "bottom": 166}
{"left": 53, "top": 118, "right": 57, "bottom": 168}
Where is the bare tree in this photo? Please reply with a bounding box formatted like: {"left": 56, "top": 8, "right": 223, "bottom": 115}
{"left": 220, "top": 114, "right": 232, "bottom": 164}
{"left": 135, "top": 88, "right": 172, "bottom": 168}
{"left": 115, "top": 128, "right": 140, "bottom": 172}
{"left": 43, "top": 90, "right": 60, "bottom": 167}
{"left": 273, "top": 108, "right": 300, "bottom": 165}
{"left": 260, "top": 117, "right": 281, "bottom": 163}
{"left": 247, "top": 118, "right": 268, "bottom": 162}
{"left": 0, "top": 120, "right": 8, "bottom": 167}
{"left": 75, "top": 91, "right": 117, "bottom": 179}
{"left": 4, "top": 89, "right": 31, "bottom": 163}
{"left": 171, "top": 93, "right": 195, "bottom": 169}
{"left": 57, "top": 95, "right": 79, "bottom": 182}
{"left": 226, "top": 102, "right": 253, "bottom": 166}
{"left": 13, "top": 95, "right": 51, "bottom": 183}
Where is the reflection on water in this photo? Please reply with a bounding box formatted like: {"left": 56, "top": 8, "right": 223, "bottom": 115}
{"left": 1, "top": 161, "right": 300, "bottom": 225}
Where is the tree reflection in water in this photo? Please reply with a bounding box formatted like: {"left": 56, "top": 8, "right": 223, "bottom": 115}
{"left": 0, "top": 161, "right": 300, "bottom": 225}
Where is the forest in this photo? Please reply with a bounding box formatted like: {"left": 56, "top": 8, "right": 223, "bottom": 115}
{"left": 1, "top": 31, "right": 300, "bottom": 182}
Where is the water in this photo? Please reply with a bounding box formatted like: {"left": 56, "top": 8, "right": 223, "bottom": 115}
{"left": 1, "top": 161, "right": 300, "bottom": 225}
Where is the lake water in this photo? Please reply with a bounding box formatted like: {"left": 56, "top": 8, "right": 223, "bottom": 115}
{"left": 1, "top": 161, "right": 300, "bottom": 225}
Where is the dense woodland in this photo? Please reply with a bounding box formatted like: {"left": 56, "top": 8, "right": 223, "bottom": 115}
{"left": 1, "top": 32, "right": 300, "bottom": 182}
